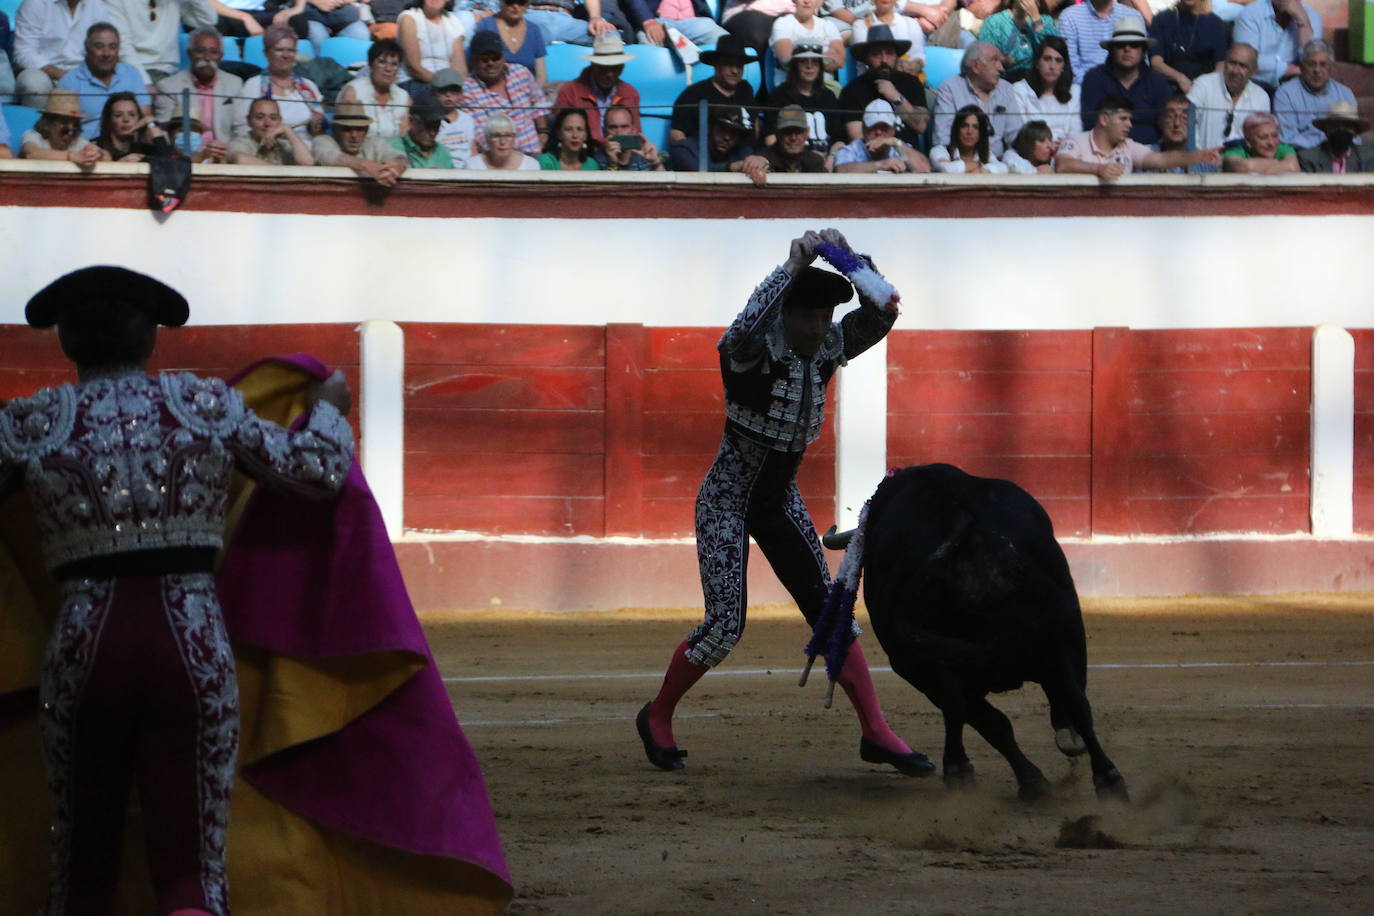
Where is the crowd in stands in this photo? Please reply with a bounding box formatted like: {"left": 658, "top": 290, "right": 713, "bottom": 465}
{"left": 1, "top": 0, "right": 1370, "bottom": 178}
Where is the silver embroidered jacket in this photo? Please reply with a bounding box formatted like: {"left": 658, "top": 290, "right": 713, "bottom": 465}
{"left": 719, "top": 262, "right": 898, "bottom": 452}
{"left": 0, "top": 372, "right": 354, "bottom": 573}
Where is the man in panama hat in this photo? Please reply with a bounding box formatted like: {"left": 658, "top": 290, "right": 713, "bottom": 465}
{"left": 1297, "top": 100, "right": 1374, "bottom": 172}
{"left": 1079, "top": 17, "right": 1173, "bottom": 145}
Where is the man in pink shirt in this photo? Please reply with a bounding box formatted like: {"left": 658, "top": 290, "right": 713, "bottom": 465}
{"left": 152, "top": 28, "right": 241, "bottom": 157}
{"left": 1056, "top": 93, "right": 1219, "bottom": 182}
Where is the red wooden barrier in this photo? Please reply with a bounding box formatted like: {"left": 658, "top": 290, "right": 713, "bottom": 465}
{"left": 1352, "top": 330, "right": 1374, "bottom": 533}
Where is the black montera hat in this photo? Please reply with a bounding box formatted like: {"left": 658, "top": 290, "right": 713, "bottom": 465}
{"left": 26, "top": 266, "right": 189, "bottom": 329}
{"left": 786, "top": 266, "right": 854, "bottom": 310}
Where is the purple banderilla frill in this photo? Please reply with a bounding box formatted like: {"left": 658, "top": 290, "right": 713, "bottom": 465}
{"left": 814, "top": 243, "right": 900, "bottom": 313}
{"left": 800, "top": 501, "right": 871, "bottom": 707}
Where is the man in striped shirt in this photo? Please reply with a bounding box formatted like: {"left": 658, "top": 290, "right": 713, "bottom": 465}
{"left": 1058, "top": 0, "right": 1145, "bottom": 84}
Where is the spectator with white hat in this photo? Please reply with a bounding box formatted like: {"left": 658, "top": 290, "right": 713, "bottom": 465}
{"left": 833, "top": 98, "right": 930, "bottom": 172}
{"left": 1296, "top": 101, "right": 1374, "bottom": 173}
{"left": 553, "top": 32, "right": 642, "bottom": 146}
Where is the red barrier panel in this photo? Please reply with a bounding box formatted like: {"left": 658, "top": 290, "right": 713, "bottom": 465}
{"left": 1352, "top": 330, "right": 1374, "bottom": 533}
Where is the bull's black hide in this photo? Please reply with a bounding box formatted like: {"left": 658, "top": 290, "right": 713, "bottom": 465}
{"left": 858, "top": 463, "right": 1128, "bottom": 801}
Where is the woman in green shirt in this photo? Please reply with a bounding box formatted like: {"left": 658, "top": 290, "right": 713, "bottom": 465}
{"left": 537, "top": 108, "right": 601, "bottom": 171}
{"left": 977, "top": 0, "right": 1060, "bottom": 83}
{"left": 1222, "top": 112, "right": 1299, "bottom": 175}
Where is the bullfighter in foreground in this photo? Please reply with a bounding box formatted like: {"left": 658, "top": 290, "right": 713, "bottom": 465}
{"left": 636, "top": 228, "right": 934, "bottom": 776}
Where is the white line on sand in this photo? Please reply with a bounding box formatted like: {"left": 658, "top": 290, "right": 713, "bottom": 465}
{"left": 442, "top": 659, "right": 1374, "bottom": 685}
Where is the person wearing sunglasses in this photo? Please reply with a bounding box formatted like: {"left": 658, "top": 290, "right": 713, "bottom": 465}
{"left": 1185, "top": 41, "right": 1267, "bottom": 149}
{"left": 387, "top": 94, "right": 457, "bottom": 166}
{"left": 18, "top": 87, "right": 105, "bottom": 168}
{"left": 1056, "top": 0, "right": 1145, "bottom": 85}
{"left": 473, "top": 0, "right": 550, "bottom": 88}
{"left": 1077, "top": 18, "right": 1171, "bottom": 145}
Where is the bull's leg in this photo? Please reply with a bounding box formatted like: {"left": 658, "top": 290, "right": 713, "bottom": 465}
{"left": 934, "top": 695, "right": 975, "bottom": 790}
{"left": 965, "top": 697, "right": 1051, "bottom": 802}
{"left": 1041, "top": 665, "right": 1128, "bottom": 802}
{"left": 1047, "top": 696, "right": 1087, "bottom": 757}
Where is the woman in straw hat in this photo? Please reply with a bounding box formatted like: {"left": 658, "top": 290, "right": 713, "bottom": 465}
{"left": 19, "top": 89, "right": 104, "bottom": 169}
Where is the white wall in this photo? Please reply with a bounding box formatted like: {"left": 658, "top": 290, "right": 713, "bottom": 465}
{"left": 4, "top": 207, "right": 1374, "bottom": 331}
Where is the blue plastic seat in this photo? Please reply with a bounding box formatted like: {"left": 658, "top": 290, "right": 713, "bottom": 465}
{"left": 178, "top": 30, "right": 192, "bottom": 71}
{"left": 922, "top": 46, "right": 962, "bottom": 91}
{"left": 0, "top": 0, "right": 22, "bottom": 22}
{"left": 639, "top": 112, "right": 671, "bottom": 155}
{"left": 3, "top": 104, "right": 42, "bottom": 144}
{"left": 545, "top": 42, "right": 590, "bottom": 85}
{"left": 320, "top": 35, "right": 370, "bottom": 69}
{"left": 241, "top": 35, "right": 269, "bottom": 69}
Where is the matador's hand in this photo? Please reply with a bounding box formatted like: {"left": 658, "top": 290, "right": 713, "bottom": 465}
{"left": 787, "top": 230, "right": 824, "bottom": 270}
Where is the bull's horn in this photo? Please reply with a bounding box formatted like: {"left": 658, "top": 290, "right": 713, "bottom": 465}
{"left": 822, "top": 525, "right": 855, "bottom": 550}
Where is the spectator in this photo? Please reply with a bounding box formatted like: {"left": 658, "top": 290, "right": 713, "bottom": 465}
{"left": 399, "top": 0, "right": 469, "bottom": 90}
{"left": 669, "top": 34, "right": 757, "bottom": 145}
{"left": 94, "top": 90, "right": 175, "bottom": 159}
{"left": 833, "top": 97, "right": 930, "bottom": 171}
{"left": 1010, "top": 34, "right": 1079, "bottom": 140}
{"left": 211, "top": 0, "right": 310, "bottom": 40}
{"left": 467, "top": 111, "right": 541, "bottom": 167}
{"left": 770, "top": 0, "right": 845, "bottom": 84}
{"left": 303, "top": 0, "right": 371, "bottom": 51}
{"left": 463, "top": 29, "right": 549, "bottom": 154}
{"left": 1186, "top": 43, "right": 1266, "bottom": 149}
{"left": 1297, "top": 101, "right": 1374, "bottom": 173}
{"left": 1147, "top": 0, "right": 1226, "bottom": 92}
{"left": 433, "top": 67, "right": 477, "bottom": 166}
{"left": 759, "top": 104, "right": 829, "bottom": 172}
{"left": 233, "top": 25, "right": 326, "bottom": 139}
{"left": 1274, "top": 40, "right": 1354, "bottom": 150}
{"left": 228, "top": 96, "right": 316, "bottom": 163}
{"left": 1057, "top": 0, "right": 1144, "bottom": 84}
{"left": 932, "top": 102, "right": 1008, "bottom": 172}
{"left": 474, "top": 0, "right": 548, "bottom": 88}
{"left": 720, "top": 0, "right": 792, "bottom": 55}
{"left": 369, "top": 0, "right": 409, "bottom": 38}
{"left": 595, "top": 102, "right": 666, "bottom": 170}
{"left": 56, "top": 23, "right": 150, "bottom": 139}
{"left": 19, "top": 88, "right": 103, "bottom": 167}
{"left": 977, "top": 0, "right": 1059, "bottom": 84}
{"left": 523, "top": 0, "right": 623, "bottom": 47}
{"left": 1078, "top": 19, "right": 1171, "bottom": 145}
{"left": 1000, "top": 118, "right": 1055, "bottom": 172}
{"left": 837, "top": 25, "right": 927, "bottom": 146}
{"left": 1222, "top": 111, "right": 1299, "bottom": 174}
{"left": 537, "top": 106, "right": 601, "bottom": 169}
{"left": 12, "top": 0, "right": 110, "bottom": 108}
{"left": 850, "top": 0, "right": 925, "bottom": 77}
{"left": 159, "top": 104, "right": 228, "bottom": 162}
{"left": 933, "top": 41, "right": 1022, "bottom": 157}
{"left": 313, "top": 98, "right": 410, "bottom": 183}
{"left": 104, "top": 0, "right": 215, "bottom": 82}
{"left": 1056, "top": 93, "right": 1219, "bottom": 182}
{"left": 152, "top": 27, "right": 243, "bottom": 150}
{"left": 1151, "top": 91, "right": 1216, "bottom": 172}
{"left": 388, "top": 95, "right": 457, "bottom": 165}
{"left": 757, "top": 42, "right": 841, "bottom": 152}
{"left": 1233, "top": 0, "right": 1319, "bottom": 91}
{"left": 668, "top": 104, "right": 768, "bottom": 182}
{"left": 337, "top": 38, "right": 413, "bottom": 138}
{"left": 553, "top": 33, "right": 641, "bottom": 146}
{"left": 627, "top": 0, "right": 727, "bottom": 49}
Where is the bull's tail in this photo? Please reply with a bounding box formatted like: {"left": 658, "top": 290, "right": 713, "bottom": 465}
{"left": 802, "top": 501, "right": 871, "bottom": 701}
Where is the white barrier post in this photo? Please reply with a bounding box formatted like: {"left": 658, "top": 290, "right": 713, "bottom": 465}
{"left": 834, "top": 337, "right": 888, "bottom": 530}
{"left": 360, "top": 320, "right": 405, "bottom": 540}
{"left": 1310, "top": 324, "right": 1354, "bottom": 537}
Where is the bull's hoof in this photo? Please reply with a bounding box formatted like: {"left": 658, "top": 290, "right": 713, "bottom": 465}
{"left": 1018, "top": 772, "right": 1053, "bottom": 802}
{"left": 635, "top": 703, "right": 687, "bottom": 772}
{"left": 1055, "top": 727, "right": 1087, "bottom": 757}
{"left": 859, "top": 738, "right": 936, "bottom": 777}
{"left": 1093, "top": 769, "right": 1130, "bottom": 803}
{"left": 942, "top": 761, "right": 976, "bottom": 791}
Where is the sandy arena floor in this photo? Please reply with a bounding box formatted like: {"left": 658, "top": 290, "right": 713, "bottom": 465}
{"left": 426, "top": 596, "right": 1374, "bottom": 915}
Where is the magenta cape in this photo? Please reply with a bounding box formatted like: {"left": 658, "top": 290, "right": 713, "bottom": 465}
{"left": 217, "top": 354, "right": 512, "bottom": 897}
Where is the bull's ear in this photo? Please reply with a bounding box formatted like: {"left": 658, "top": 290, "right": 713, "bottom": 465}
{"left": 822, "top": 525, "right": 855, "bottom": 550}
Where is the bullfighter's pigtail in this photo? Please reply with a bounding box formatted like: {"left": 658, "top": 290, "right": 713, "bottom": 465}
{"left": 814, "top": 243, "right": 900, "bottom": 314}
{"left": 801, "top": 500, "right": 870, "bottom": 708}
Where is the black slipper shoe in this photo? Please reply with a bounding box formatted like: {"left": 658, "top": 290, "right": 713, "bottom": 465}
{"left": 636, "top": 703, "right": 687, "bottom": 771}
{"left": 860, "top": 738, "right": 936, "bottom": 776}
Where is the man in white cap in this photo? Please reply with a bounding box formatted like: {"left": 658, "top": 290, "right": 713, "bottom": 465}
{"left": 553, "top": 33, "right": 642, "bottom": 146}
{"left": 1057, "top": 0, "right": 1145, "bottom": 84}
{"left": 833, "top": 98, "right": 930, "bottom": 172}
{"left": 1185, "top": 42, "right": 1267, "bottom": 149}
{"left": 1233, "top": 0, "right": 1319, "bottom": 91}
{"left": 1078, "top": 18, "right": 1172, "bottom": 145}
{"left": 933, "top": 40, "right": 1022, "bottom": 158}
{"left": 313, "top": 99, "right": 409, "bottom": 185}
{"left": 1296, "top": 101, "right": 1374, "bottom": 173}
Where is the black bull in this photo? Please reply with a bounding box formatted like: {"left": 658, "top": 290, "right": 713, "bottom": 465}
{"left": 832, "top": 464, "right": 1128, "bottom": 801}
